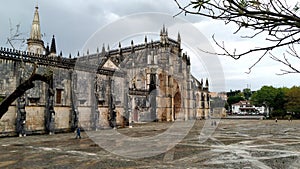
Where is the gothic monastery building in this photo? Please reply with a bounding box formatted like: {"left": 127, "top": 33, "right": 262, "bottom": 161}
{"left": 0, "top": 5, "right": 210, "bottom": 136}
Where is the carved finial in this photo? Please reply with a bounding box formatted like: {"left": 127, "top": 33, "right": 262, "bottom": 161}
{"left": 119, "top": 42, "right": 121, "bottom": 48}
{"left": 69, "top": 53, "right": 72, "bottom": 59}
{"left": 102, "top": 43, "right": 105, "bottom": 53}
{"left": 187, "top": 56, "right": 191, "bottom": 65}
{"left": 145, "top": 35, "right": 147, "bottom": 43}
{"left": 107, "top": 44, "right": 110, "bottom": 51}
{"left": 160, "top": 24, "right": 168, "bottom": 45}
{"left": 77, "top": 51, "right": 80, "bottom": 57}
{"left": 205, "top": 78, "right": 209, "bottom": 87}
{"left": 46, "top": 43, "right": 50, "bottom": 55}
{"left": 50, "top": 35, "right": 56, "bottom": 55}
{"left": 131, "top": 40, "right": 134, "bottom": 46}
{"left": 177, "top": 32, "right": 181, "bottom": 42}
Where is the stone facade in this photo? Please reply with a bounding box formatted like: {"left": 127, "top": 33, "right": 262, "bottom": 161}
{"left": 0, "top": 6, "right": 210, "bottom": 136}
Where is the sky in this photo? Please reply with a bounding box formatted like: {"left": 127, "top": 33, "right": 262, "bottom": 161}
{"left": 1, "top": 0, "right": 299, "bottom": 92}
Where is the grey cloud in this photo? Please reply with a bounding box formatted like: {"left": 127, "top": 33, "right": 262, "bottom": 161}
{"left": 1, "top": 0, "right": 297, "bottom": 92}
{"left": 0, "top": 0, "right": 204, "bottom": 54}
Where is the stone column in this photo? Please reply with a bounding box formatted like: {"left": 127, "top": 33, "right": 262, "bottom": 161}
{"left": 149, "top": 73, "right": 157, "bottom": 121}
{"left": 45, "top": 76, "right": 55, "bottom": 135}
{"left": 124, "top": 79, "right": 130, "bottom": 126}
{"left": 92, "top": 75, "right": 99, "bottom": 130}
{"left": 70, "top": 71, "right": 78, "bottom": 131}
{"left": 16, "top": 96, "right": 26, "bottom": 137}
{"left": 16, "top": 66, "right": 26, "bottom": 137}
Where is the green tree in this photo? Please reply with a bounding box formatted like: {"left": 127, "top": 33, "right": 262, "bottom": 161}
{"left": 224, "top": 102, "right": 229, "bottom": 110}
{"left": 227, "top": 95, "right": 245, "bottom": 111}
{"left": 243, "top": 88, "right": 252, "bottom": 100}
{"left": 272, "top": 88, "right": 287, "bottom": 118}
{"left": 227, "top": 90, "right": 241, "bottom": 97}
{"left": 174, "top": 0, "right": 300, "bottom": 74}
{"left": 251, "top": 86, "right": 277, "bottom": 107}
{"left": 251, "top": 86, "right": 286, "bottom": 117}
{"left": 285, "top": 86, "right": 300, "bottom": 118}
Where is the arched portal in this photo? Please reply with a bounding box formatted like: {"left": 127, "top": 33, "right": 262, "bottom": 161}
{"left": 173, "top": 91, "right": 181, "bottom": 120}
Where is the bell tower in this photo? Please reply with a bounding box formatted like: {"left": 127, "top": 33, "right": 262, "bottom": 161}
{"left": 27, "top": 5, "right": 45, "bottom": 54}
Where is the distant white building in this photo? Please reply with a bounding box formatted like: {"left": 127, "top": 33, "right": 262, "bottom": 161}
{"left": 255, "top": 106, "right": 267, "bottom": 114}
{"left": 232, "top": 101, "right": 266, "bottom": 115}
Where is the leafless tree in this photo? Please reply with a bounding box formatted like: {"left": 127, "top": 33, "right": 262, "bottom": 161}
{"left": 0, "top": 22, "right": 54, "bottom": 119}
{"left": 174, "top": 0, "right": 300, "bottom": 74}
{"left": 0, "top": 63, "right": 53, "bottom": 119}
{"left": 6, "top": 19, "right": 26, "bottom": 50}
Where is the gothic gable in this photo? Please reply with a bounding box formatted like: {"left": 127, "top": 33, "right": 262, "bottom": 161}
{"left": 102, "top": 58, "right": 119, "bottom": 70}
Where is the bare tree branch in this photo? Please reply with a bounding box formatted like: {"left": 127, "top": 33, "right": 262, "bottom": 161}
{"left": 174, "top": 0, "right": 300, "bottom": 74}
{"left": 0, "top": 63, "right": 53, "bottom": 119}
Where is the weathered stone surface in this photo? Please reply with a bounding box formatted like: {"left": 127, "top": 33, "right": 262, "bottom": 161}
{"left": 0, "top": 106, "right": 17, "bottom": 135}
{"left": 54, "top": 107, "right": 71, "bottom": 130}
{"left": 0, "top": 7, "right": 210, "bottom": 135}
{"left": 0, "top": 120, "right": 300, "bottom": 168}
{"left": 25, "top": 106, "right": 45, "bottom": 132}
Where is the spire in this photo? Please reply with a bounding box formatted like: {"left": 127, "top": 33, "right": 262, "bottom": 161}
{"left": 205, "top": 78, "right": 209, "bottom": 87}
{"left": 27, "top": 4, "right": 44, "bottom": 54}
{"left": 131, "top": 40, "right": 134, "bottom": 53}
{"left": 45, "top": 43, "right": 50, "bottom": 55}
{"left": 166, "top": 27, "right": 168, "bottom": 36}
{"left": 177, "top": 32, "right": 181, "bottom": 43}
{"left": 50, "top": 35, "right": 56, "bottom": 55}
{"left": 145, "top": 35, "right": 148, "bottom": 47}
{"left": 187, "top": 56, "right": 191, "bottom": 66}
{"left": 102, "top": 43, "right": 105, "bottom": 53}
{"left": 30, "top": 5, "right": 42, "bottom": 40}
{"left": 160, "top": 24, "right": 168, "bottom": 45}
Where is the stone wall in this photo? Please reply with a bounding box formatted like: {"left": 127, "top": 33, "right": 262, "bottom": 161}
{"left": 0, "top": 27, "right": 210, "bottom": 136}
{"left": 54, "top": 107, "right": 71, "bottom": 131}
{"left": 25, "top": 106, "right": 45, "bottom": 133}
{"left": 77, "top": 106, "right": 93, "bottom": 129}
{"left": 0, "top": 106, "right": 17, "bottom": 136}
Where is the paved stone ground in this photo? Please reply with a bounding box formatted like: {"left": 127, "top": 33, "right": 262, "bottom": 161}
{"left": 1, "top": 119, "right": 300, "bottom": 169}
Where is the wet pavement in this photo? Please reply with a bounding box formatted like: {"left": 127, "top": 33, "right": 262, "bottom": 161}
{"left": 1, "top": 119, "right": 300, "bottom": 169}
